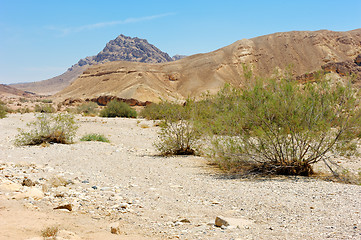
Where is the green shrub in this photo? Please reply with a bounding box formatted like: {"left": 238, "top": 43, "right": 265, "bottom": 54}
{"left": 80, "top": 133, "right": 109, "bottom": 142}
{"left": 36, "top": 98, "right": 53, "bottom": 103}
{"left": 209, "top": 77, "right": 361, "bottom": 176}
{"left": 34, "top": 104, "right": 55, "bottom": 113}
{"left": 17, "top": 107, "right": 31, "bottom": 114}
{"left": 0, "top": 102, "right": 7, "bottom": 118}
{"left": 140, "top": 101, "right": 185, "bottom": 120}
{"left": 154, "top": 100, "right": 202, "bottom": 155}
{"left": 99, "top": 100, "right": 137, "bottom": 118}
{"left": 15, "top": 113, "right": 78, "bottom": 146}
{"left": 77, "top": 102, "right": 99, "bottom": 116}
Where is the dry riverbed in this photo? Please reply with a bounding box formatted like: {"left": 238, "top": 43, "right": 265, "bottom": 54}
{"left": 1, "top": 113, "right": 361, "bottom": 239}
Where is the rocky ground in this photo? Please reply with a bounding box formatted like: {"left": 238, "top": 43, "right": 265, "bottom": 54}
{"left": 1, "top": 113, "right": 361, "bottom": 239}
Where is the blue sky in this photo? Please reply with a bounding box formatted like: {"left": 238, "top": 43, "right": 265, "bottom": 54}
{"left": 0, "top": 0, "right": 360, "bottom": 84}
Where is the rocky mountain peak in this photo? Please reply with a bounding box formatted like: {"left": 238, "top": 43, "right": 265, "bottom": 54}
{"left": 76, "top": 34, "right": 173, "bottom": 67}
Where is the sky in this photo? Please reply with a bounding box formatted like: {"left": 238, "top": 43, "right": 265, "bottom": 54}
{"left": 0, "top": 0, "right": 360, "bottom": 84}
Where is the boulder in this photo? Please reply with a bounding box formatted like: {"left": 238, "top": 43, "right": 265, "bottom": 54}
{"left": 109, "top": 222, "right": 121, "bottom": 235}
{"left": 22, "top": 178, "right": 35, "bottom": 187}
{"left": 215, "top": 216, "right": 254, "bottom": 229}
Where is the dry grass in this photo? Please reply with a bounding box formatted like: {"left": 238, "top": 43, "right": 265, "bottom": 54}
{"left": 140, "top": 123, "right": 150, "bottom": 128}
{"left": 41, "top": 225, "right": 59, "bottom": 239}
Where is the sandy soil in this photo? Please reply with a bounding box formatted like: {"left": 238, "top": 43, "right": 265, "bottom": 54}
{"left": 1, "top": 113, "right": 361, "bottom": 239}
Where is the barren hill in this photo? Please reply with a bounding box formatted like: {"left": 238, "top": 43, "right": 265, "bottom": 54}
{"left": 55, "top": 29, "right": 361, "bottom": 102}
{"left": 0, "top": 84, "right": 36, "bottom": 97}
{"left": 11, "top": 34, "right": 173, "bottom": 95}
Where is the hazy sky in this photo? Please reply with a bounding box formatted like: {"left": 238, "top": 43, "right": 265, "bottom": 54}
{"left": 0, "top": 0, "right": 360, "bottom": 84}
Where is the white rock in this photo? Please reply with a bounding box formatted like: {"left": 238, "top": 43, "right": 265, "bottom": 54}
{"left": 0, "top": 180, "right": 22, "bottom": 192}
{"left": 14, "top": 187, "right": 44, "bottom": 200}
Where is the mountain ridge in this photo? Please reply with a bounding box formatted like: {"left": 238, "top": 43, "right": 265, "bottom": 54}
{"left": 54, "top": 29, "right": 361, "bottom": 102}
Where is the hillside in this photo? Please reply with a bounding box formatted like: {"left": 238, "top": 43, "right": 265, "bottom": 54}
{"left": 55, "top": 29, "right": 361, "bottom": 102}
{"left": 0, "top": 84, "right": 36, "bottom": 97}
{"left": 10, "top": 34, "right": 173, "bottom": 95}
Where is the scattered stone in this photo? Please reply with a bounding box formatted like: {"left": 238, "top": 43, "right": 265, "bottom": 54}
{"left": 22, "top": 178, "right": 35, "bottom": 187}
{"left": 119, "top": 203, "right": 129, "bottom": 209}
{"left": 179, "top": 218, "right": 191, "bottom": 223}
{"left": 91, "top": 186, "right": 98, "bottom": 190}
{"left": 82, "top": 180, "right": 89, "bottom": 184}
{"left": 54, "top": 204, "right": 73, "bottom": 211}
{"left": 109, "top": 222, "right": 121, "bottom": 234}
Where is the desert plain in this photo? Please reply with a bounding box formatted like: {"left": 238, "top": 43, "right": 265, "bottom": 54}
{"left": 1, "top": 113, "right": 361, "bottom": 239}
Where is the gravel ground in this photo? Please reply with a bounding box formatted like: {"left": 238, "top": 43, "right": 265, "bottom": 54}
{"left": 1, "top": 113, "right": 361, "bottom": 239}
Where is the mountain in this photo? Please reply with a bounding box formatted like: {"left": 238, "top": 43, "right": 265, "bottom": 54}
{"left": 0, "top": 84, "right": 36, "bottom": 97}
{"left": 10, "top": 34, "right": 173, "bottom": 95}
{"left": 55, "top": 29, "right": 361, "bottom": 102}
{"left": 172, "top": 55, "right": 187, "bottom": 61}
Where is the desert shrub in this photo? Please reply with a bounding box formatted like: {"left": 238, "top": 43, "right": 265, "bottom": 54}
{"left": 191, "top": 86, "right": 245, "bottom": 135}
{"left": 80, "top": 133, "right": 109, "bottom": 142}
{"left": 17, "top": 107, "right": 31, "bottom": 114}
{"left": 209, "top": 77, "right": 361, "bottom": 176}
{"left": 34, "top": 103, "right": 55, "bottom": 113}
{"left": 140, "top": 101, "right": 185, "bottom": 120}
{"left": 15, "top": 113, "right": 78, "bottom": 146}
{"left": 35, "top": 98, "right": 53, "bottom": 103}
{"left": 99, "top": 100, "right": 137, "bottom": 118}
{"left": 77, "top": 102, "right": 99, "bottom": 116}
{"left": 154, "top": 100, "right": 202, "bottom": 155}
{"left": 0, "top": 102, "right": 7, "bottom": 118}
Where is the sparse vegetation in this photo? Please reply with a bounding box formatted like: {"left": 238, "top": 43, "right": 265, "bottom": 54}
{"left": 80, "top": 133, "right": 109, "bottom": 142}
{"left": 34, "top": 104, "right": 56, "bottom": 113}
{"left": 147, "top": 73, "right": 361, "bottom": 178}
{"left": 36, "top": 98, "right": 53, "bottom": 104}
{"left": 0, "top": 101, "right": 7, "bottom": 118}
{"left": 77, "top": 102, "right": 99, "bottom": 116}
{"left": 208, "top": 77, "right": 361, "bottom": 176}
{"left": 140, "top": 101, "right": 184, "bottom": 120}
{"left": 99, "top": 100, "right": 137, "bottom": 118}
{"left": 15, "top": 113, "right": 78, "bottom": 146}
{"left": 16, "top": 107, "right": 32, "bottom": 114}
{"left": 154, "top": 100, "right": 202, "bottom": 156}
